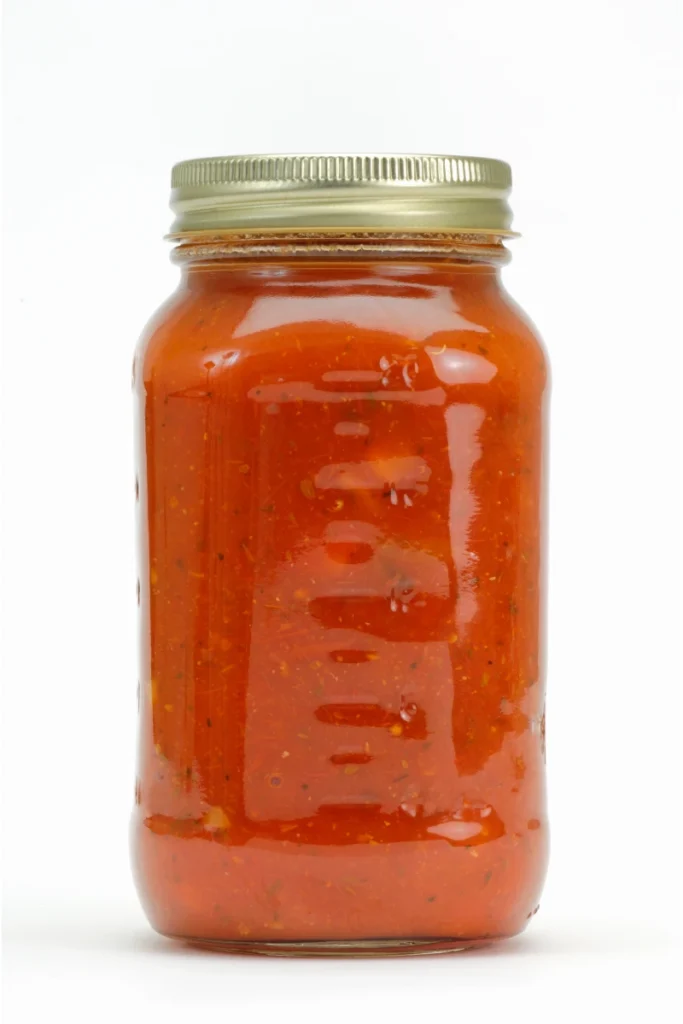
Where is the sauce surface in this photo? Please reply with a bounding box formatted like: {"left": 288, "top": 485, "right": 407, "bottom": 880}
{"left": 133, "top": 258, "right": 548, "bottom": 944}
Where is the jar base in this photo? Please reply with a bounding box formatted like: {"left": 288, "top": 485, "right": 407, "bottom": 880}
{"left": 183, "top": 936, "right": 494, "bottom": 957}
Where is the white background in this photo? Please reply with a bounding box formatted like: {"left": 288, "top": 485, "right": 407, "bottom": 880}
{"left": 2, "top": 0, "right": 682, "bottom": 1020}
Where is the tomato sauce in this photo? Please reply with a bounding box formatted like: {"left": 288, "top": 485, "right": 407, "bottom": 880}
{"left": 132, "top": 245, "right": 548, "bottom": 952}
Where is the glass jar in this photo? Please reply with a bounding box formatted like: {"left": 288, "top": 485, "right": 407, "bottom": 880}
{"left": 132, "top": 154, "right": 549, "bottom": 956}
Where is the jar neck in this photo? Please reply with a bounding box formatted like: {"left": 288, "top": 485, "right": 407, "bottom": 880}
{"left": 171, "top": 231, "right": 511, "bottom": 271}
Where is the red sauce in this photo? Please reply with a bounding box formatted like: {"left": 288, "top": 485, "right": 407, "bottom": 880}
{"left": 132, "top": 246, "right": 549, "bottom": 951}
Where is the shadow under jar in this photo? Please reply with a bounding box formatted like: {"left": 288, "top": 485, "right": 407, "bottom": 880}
{"left": 131, "top": 153, "right": 549, "bottom": 956}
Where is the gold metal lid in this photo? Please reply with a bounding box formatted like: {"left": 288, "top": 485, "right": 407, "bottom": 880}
{"left": 169, "top": 153, "right": 513, "bottom": 235}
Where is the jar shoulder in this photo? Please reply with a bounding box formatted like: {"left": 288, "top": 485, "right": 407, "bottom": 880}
{"left": 135, "top": 272, "right": 548, "bottom": 396}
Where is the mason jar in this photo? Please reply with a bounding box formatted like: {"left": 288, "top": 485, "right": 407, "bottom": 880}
{"left": 132, "top": 154, "right": 549, "bottom": 955}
